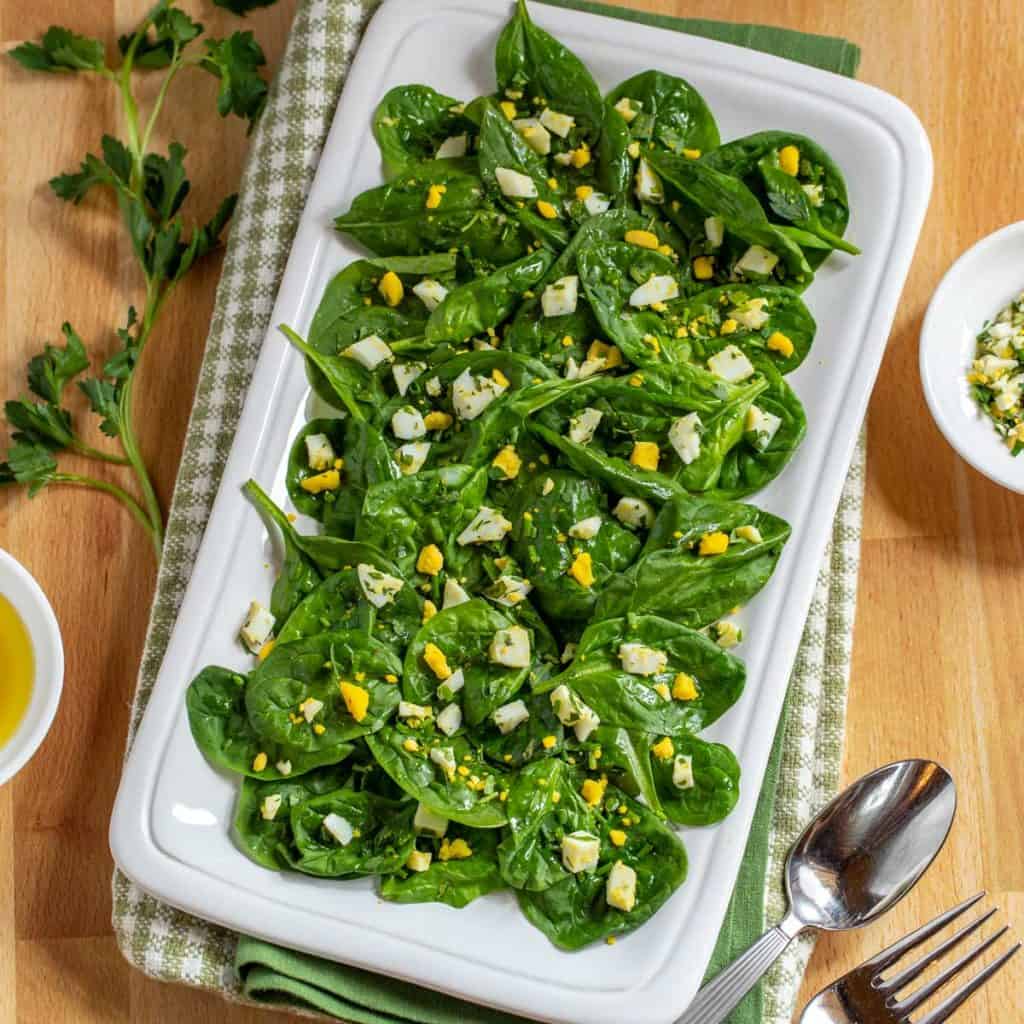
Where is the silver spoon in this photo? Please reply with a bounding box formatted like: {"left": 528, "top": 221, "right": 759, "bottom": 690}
{"left": 677, "top": 759, "right": 957, "bottom": 1024}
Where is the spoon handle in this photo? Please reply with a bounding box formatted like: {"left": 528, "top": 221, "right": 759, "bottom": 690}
{"left": 676, "top": 915, "right": 804, "bottom": 1024}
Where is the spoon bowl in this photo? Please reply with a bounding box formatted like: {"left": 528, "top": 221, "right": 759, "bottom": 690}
{"left": 677, "top": 759, "right": 957, "bottom": 1024}
{"left": 787, "top": 759, "right": 957, "bottom": 931}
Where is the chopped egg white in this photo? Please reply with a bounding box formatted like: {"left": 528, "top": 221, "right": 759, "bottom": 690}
{"left": 443, "top": 577, "right": 471, "bottom": 609}
{"left": 705, "top": 215, "right": 725, "bottom": 248}
{"left": 618, "top": 642, "right": 667, "bottom": 676}
{"left": 746, "top": 405, "right": 782, "bottom": 450}
{"left": 430, "top": 745, "right": 457, "bottom": 778}
{"left": 260, "top": 794, "right": 282, "bottom": 821}
{"left": 357, "top": 563, "right": 404, "bottom": 608}
{"left": 344, "top": 334, "right": 393, "bottom": 370}
{"left": 240, "top": 601, "right": 275, "bottom": 654}
{"left": 561, "top": 831, "right": 600, "bottom": 873}
{"left": 568, "top": 515, "right": 601, "bottom": 540}
{"left": 673, "top": 754, "right": 695, "bottom": 790}
{"left": 539, "top": 107, "right": 575, "bottom": 138}
{"left": 436, "top": 134, "right": 468, "bottom": 158}
{"left": 613, "top": 497, "right": 654, "bottom": 530}
{"left": 413, "top": 803, "right": 449, "bottom": 838}
{"left": 495, "top": 166, "right": 537, "bottom": 199}
{"left": 731, "top": 297, "right": 770, "bottom": 330}
{"left": 735, "top": 244, "right": 779, "bottom": 278}
{"left": 392, "top": 361, "right": 426, "bottom": 396}
{"left": 493, "top": 699, "right": 530, "bottom": 734}
{"left": 305, "top": 432, "right": 336, "bottom": 471}
{"left": 451, "top": 368, "right": 507, "bottom": 421}
{"left": 412, "top": 278, "right": 449, "bottom": 312}
{"left": 436, "top": 703, "right": 463, "bottom": 737}
{"left": 489, "top": 625, "right": 531, "bottom": 668}
{"left": 512, "top": 117, "right": 552, "bottom": 156}
{"left": 629, "top": 274, "right": 679, "bottom": 308}
{"left": 668, "top": 412, "right": 702, "bottom": 465}
{"left": 323, "top": 813, "right": 354, "bottom": 846}
{"left": 395, "top": 441, "right": 430, "bottom": 475}
{"left": 568, "top": 407, "right": 602, "bottom": 445}
{"left": 583, "top": 191, "right": 611, "bottom": 216}
{"left": 457, "top": 506, "right": 512, "bottom": 545}
{"left": 707, "top": 344, "right": 756, "bottom": 382}
{"left": 398, "top": 700, "right": 433, "bottom": 720}
{"left": 606, "top": 861, "right": 637, "bottom": 912}
{"left": 488, "top": 576, "right": 533, "bottom": 607}
{"left": 391, "top": 405, "right": 426, "bottom": 441}
{"left": 634, "top": 158, "right": 663, "bottom": 204}
{"left": 541, "top": 276, "right": 579, "bottom": 318}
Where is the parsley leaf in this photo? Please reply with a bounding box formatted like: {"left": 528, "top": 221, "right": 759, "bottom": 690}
{"left": 2, "top": 442, "right": 59, "bottom": 496}
{"left": 144, "top": 142, "right": 191, "bottom": 221}
{"left": 27, "top": 323, "right": 90, "bottom": 404}
{"left": 4, "top": 401, "right": 75, "bottom": 450}
{"left": 79, "top": 379, "right": 122, "bottom": 437}
{"left": 120, "top": 5, "right": 204, "bottom": 69}
{"left": 50, "top": 136, "right": 133, "bottom": 204}
{"left": 9, "top": 27, "right": 107, "bottom": 73}
{"left": 201, "top": 32, "right": 269, "bottom": 129}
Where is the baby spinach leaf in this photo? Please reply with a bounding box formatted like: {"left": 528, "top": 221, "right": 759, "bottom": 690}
{"left": 649, "top": 732, "right": 740, "bottom": 826}
{"left": 674, "top": 283, "right": 816, "bottom": 374}
{"left": 425, "top": 247, "right": 554, "bottom": 344}
{"left": 335, "top": 159, "right": 531, "bottom": 263}
{"left": 234, "top": 765, "right": 355, "bottom": 871}
{"left": 187, "top": 665, "right": 355, "bottom": 779}
{"left": 277, "top": 566, "right": 423, "bottom": 653}
{"left": 245, "top": 631, "right": 403, "bottom": 748}
{"left": 701, "top": 130, "right": 853, "bottom": 267}
{"left": 291, "top": 789, "right": 416, "bottom": 877}
{"left": 476, "top": 102, "right": 569, "bottom": 251}
{"left": 380, "top": 825, "right": 505, "bottom": 908}
{"left": 594, "top": 494, "right": 790, "bottom": 627}
{"left": 498, "top": 759, "right": 578, "bottom": 892}
{"left": 329, "top": 419, "right": 401, "bottom": 537}
{"left": 646, "top": 150, "right": 813, "bottom": 289}
{"left": 366, "top": 726, "right": 511, "bottom": 828}
{"left": 596, "top": 104, "right": 633, "bottom": 203}
{"left": 403, "top": 598, "right": 543, "bottom": 725}
{"left": 606, "top": 69, "right": 720, "bottom": 156}
{"left": 712, "top": 354, "right": 807, "bottom": 499}
{"left": 373, "top": 85, "right": 473, "bottom": 177}
{"left": 285, "top": 418, "right": 348, "bottom": 521}
{"left": 509, "top": 470, "right": 641, "bottom": 624}
{"left": 356, "top": 464, "right": 489, "bottom": 583}
{"left": 479, "top": 692, "right": 565, "bottom": 769}
{"left": 515, "top": 783, "right": 688, "bottom": 949}
{"left": 583, "top": 725, "right": 663, "bottom": 817}
{"left": 495, "top": 0, "right": 605, "bottom": 144}
{"left": 243, "top": 478, "right": 322, "bottom": 621}
{"left": 546, "top": 613, "right": 745, "bottom": 734}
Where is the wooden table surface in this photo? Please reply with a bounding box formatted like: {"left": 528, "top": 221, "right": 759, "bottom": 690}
{"left": 2, "top": 0, "right": 1021, "bottom": 1021}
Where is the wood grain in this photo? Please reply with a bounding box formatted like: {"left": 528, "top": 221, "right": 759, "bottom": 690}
{"left": 1, "top": 0, "right": 1020, "bottom": 1021}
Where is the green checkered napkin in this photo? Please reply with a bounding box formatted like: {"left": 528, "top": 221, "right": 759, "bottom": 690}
{"left": 112, "top": 3, "right": 865, "bottom": 1022}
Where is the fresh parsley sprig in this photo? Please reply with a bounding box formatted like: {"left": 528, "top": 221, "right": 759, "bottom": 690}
{"left": 4, "top": 0, "right": 279, "bottom": 558}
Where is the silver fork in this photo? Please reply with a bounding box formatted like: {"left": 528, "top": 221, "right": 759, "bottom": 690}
{"left": 800, "top": 893, "right": 1020, "bottom": 1023}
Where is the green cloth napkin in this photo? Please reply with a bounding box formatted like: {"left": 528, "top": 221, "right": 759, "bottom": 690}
{"left": 112, "top": 3, "right": 865, "bottom": 1023}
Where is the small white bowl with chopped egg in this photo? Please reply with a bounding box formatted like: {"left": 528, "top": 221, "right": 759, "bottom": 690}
{"left": 0, "top": 549, "right": 64, "bottom": 786}
{"left": 921, "top": 221, "right": 1024, "bottom": 494}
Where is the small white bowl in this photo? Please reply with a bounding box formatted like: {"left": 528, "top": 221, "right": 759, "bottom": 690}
{"left": 0, "top": 549, "right": 64, "bottom": 786}
{"left": 921, "top": 221, "right": 1024, "bottom": 494}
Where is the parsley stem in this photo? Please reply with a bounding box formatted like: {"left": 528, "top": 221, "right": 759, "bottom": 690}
{"left": 55, "top": 472, "right": 161, "bottom": 557}
{"left": 139, "top": 47, "right": 183, "bottom": 160}
{"left": 70, "top": 439, "right": 131, "bottom": 466}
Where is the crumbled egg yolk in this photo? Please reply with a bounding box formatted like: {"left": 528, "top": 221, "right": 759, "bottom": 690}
{"left": 568, "top": 552, "right": 595, "bottom": 588}
{"left": 300, "top": 469, "right": 340, "bottom": 493}
{"left": 423, "top": 410, "right": 453, "bottom": 431}
{"left": 252, "top": 752, "right": 268, "bottom": 772}
{"left": 778, "top": 145, "right": 800, "bottom": 176}
{"left": 492, "top": 368, "right": 510, "bottom": 388}
{"left": 492, "top": 444, "right": 522, "bottom": 479}
{"left": 378, "top": 270, "right": 404, "bottom": 307}
{"left": 693, "top": 256, "right": 715, "bottom": 280}
{"left": 570, "top": 143, "right": 591, "bottom": 168}
{"left": 439, "top": 837, "right": 473, "bottom": 861}
{"left": 719, "top": 318, "right": 738, "bottom": 336}
{"left": 767, "top": 331, "right": 795, "bottom": 358}
{"left": 542, "top": 734, "right": 557, "bottom": 749}
{"left": 651, "top": 737, "right": 674, "bottom": 761}
{"left": 624, "top": 229, "right": 659, "bottom": 250}
{"left": 581, "top": 776, "right": 607, "bottom": 806}
{"left": 609, "top": 829, "right": 627, "bottom": 847}
{"left": 257, "top": 639, "right": 276, "bottom": 661}
{"left": 672, "top": 672, "right": 698, "bottom": 701}
{"left": 423, "top": 642, "right": 452, "bottom": 680}
{"left": 699, "top": 531, "right": 730, "bottom": 556}
{"left": 425, "top": 183, "right": 446, "bottom": 209}
{"left": 653, "top": 682, "right": 671, "bottom": 700}
{"left": 416, "top": 544, "right": 444, "bottom": 576}
{"left": 536, "top": 199, "right": 558, "bottom": 220}
{"left": 422, "top": 600, "right": 438, "bottom": 623}
{"left": 500, "top": 100, "right": 517, "bottom": 120}
{"left": 339, "top": 682, "right": 370, "bottom": 722}
{"left": 630, "top": 442, "right": 659, "bottom": 471}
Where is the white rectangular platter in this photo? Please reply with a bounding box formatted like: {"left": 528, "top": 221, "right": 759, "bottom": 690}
{"left": 110, "top": 2, "right": 932, "bottom": 1021}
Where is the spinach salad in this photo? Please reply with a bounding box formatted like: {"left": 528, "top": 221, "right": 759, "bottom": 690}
{"left": 186, "top": 0, "right": 858, "bottom": 950}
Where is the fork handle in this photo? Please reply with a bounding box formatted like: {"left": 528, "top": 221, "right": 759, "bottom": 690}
{"left": 676, "top": 914, "right": 806, "bottom": 1024}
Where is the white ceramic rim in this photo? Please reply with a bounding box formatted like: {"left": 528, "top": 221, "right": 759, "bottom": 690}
{"left": 920, "top": 220, "right": 1024, "bottom": 494}
{"left": 0, "top": 548, "right": 64, "bottom": 785}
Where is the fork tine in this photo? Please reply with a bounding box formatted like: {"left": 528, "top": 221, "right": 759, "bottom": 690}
{"left": 914, "top": 942, "right": 1021, "bottom": 1024}
{"left": 861, "top": 893, "right": 986, "bottom": 974}
{"left": 892, "top": 925, "right": 1008, "bottom": 1014}
{"left": 879, "top": 909, "right": 998, "bottom": 994}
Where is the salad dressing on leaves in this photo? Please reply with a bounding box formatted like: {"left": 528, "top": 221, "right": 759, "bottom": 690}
{"left": 0, "top": 594, "right": 33, "bottom": 748}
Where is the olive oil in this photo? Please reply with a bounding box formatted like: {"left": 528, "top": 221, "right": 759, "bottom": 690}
{"left": 0, "top": 594, "right": 33, "bottom": 748}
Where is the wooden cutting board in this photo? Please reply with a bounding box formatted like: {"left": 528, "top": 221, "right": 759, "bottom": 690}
{"left": 0, "top": 1, "right": 1020, "bottom": 1021}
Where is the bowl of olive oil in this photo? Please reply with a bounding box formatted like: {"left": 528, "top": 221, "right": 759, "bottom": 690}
{"left": 0, "top": 549, "right": 63, "bottom": 785}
